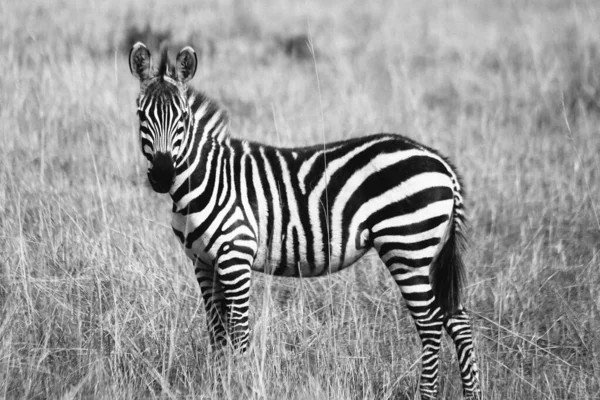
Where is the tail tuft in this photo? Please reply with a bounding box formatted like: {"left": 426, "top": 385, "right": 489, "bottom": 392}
{"left": 430, "top": 215, "right": 466, "bottom": 315}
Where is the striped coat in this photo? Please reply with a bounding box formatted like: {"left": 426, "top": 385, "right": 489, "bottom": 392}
{"left": 130, "top": 42, "right": 481, "bottom": 399}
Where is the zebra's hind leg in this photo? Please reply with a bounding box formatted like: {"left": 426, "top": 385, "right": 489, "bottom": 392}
{"left": 195, "top": 262, "right": 228, "bottom": 350}
{"left": 444, "top": 308, "right": 481, "bottom": 398}
{"left": 375, "top": 237, "right": 446, "bottom": 398}
{"left": 387, "top": 262, "right": 444, "bottom": 399}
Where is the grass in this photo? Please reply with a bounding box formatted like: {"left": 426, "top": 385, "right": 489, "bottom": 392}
{"left": 1, "top": 0, "right": 600, "bottom": 398}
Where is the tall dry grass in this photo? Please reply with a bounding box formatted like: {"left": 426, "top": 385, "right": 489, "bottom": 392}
{"left": 1, "top": 0, "right": 599, "bottom": 398}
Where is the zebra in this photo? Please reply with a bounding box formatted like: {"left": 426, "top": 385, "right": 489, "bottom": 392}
{"left": 128, "top": 42, "right": 481, "bottom": 399}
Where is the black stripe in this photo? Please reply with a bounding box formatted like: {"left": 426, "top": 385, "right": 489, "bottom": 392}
{"left": 379, "top": 237, "right": 440, "bottom": 254}
{"left": 292, "top": 226, "right": 300, "bottom": 276}
{"left": 172, "top": 228, "right": 185, "bottom": 244}
{"left": 243, "top": 152, "right": 258, "bottom": 237}
{"left": 375, "top": 214, "right": 450, "bottom": 237}
{"left": 393, "top": 274, "right": 430, "bottom": 287}
{"left": 385, "top": 256, "right": 433, "bottom": 268}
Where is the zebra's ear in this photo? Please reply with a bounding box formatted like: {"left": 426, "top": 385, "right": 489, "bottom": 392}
{"left": 129, "top": 42, "right": 152, "bottom": 82}
{"left": 175, "top": 46, "right": 197, "bottom": 84}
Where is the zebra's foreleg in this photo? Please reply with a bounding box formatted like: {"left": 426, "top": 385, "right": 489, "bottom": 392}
{"left": 444, "top": 308, "right": 481, "bottom": 399}
{"left": 195, "top": 263, "right": 228, "bottom": 350}
{"left": 216, "top": 255, "right": 253, "bottom": 353}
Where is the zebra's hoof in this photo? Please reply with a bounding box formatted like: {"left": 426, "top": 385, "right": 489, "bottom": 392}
{"left": 463, "top": 390, "right": 482, "bottom": 400}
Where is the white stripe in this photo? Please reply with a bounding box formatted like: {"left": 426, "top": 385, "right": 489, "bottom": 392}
{"left": 380, "top": 246, "right": 440, "bottom": 263}
{"left": 220, "top": 278, "right": 251, "bottom": 290}
{"left": 399, "top": 284, "right": 432, "bottom": 294}
{"left": 218, "top": 148, "right": 231, "bottom": 206}
{"left": 403, "top": 298, "right": 435, "bottom": 309}
{"left": 217, "top": 263, "right": 251, "bottom": 276}
{"left": 140, "top": 132, "right": 153, "bottom": 142}
{"left": 374, "top": 224, "right": 449, "bottom": 246}
{"left": 234, "top": 239, "right": 258, "bottom": 251}
{"left": 388, "top": 265, "right": 429, "bottom": 276}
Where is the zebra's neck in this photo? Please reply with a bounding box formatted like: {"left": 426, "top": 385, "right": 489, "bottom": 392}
{"left": 183, "top": 87, "right": 229, "bottom": 148}
{"left": 170, "top": 88, "right": 231, "bottom": 206}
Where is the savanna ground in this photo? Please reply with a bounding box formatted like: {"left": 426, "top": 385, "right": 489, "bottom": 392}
{"left": 1, "top": 0, "right": 599, "bottom": 398}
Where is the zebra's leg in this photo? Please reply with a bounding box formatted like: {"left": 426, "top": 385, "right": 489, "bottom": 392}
{"left": 443, "top": 308, "right": 481, "bottom": 399}
{"left": 195, "top": 262, "right": 228, "bottom": 350}
{"left": 376, "top": 244, "right": 444, "bottom": 399}
{"left": 216, "top": 252, "right": 253, "bottom": 353}
{"left": 386, "top": 263, "right": 444, "bottom": 398}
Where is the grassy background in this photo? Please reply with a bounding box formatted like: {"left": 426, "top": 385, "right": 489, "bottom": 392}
{"left": 1, "top": 0, "right": 600, "bottom": 398}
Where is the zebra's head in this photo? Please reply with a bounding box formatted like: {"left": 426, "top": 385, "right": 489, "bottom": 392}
{"left": 129, "top": 42, "right": 198, "bottom": 194}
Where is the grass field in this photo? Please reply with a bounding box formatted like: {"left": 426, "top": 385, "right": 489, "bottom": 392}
{"left": 1, "top": 0, "right": 600, "bottom": 398}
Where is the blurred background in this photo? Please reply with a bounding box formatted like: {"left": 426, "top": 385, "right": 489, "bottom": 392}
{"left": 1, "top": 0, "right": 599, "bottom": 398}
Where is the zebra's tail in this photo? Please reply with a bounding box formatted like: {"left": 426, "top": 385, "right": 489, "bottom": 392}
{"left": 430, "top": 205, "right": 467, "bottom": 316}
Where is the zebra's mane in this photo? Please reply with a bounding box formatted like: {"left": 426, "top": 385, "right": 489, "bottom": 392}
{"left": 186, "top": 86, "right": 231, "bottom": 140}
{"left": 156, "top": 45, "right": 174, "bottom": 79}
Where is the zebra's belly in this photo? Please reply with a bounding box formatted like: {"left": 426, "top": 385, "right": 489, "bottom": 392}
{"left": 246, "top": 206, "right": 372, "bottom": 275}
{"left": 172, "top": 208, "right": 370, "bottom": 276}
{"left": 252, "top": 232, "right": 371, "bottom": 277}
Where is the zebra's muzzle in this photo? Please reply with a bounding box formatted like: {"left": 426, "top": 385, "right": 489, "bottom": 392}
{"left": 148, "top": 152, "right": 175, "bottom": 194}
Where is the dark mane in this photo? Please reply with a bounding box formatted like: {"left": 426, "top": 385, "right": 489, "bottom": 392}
{"left": 188, "top": 87, "right": 229, "bottom": 120}
{"left": 156, "top": 45, "right": 174, "bottom": 79}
